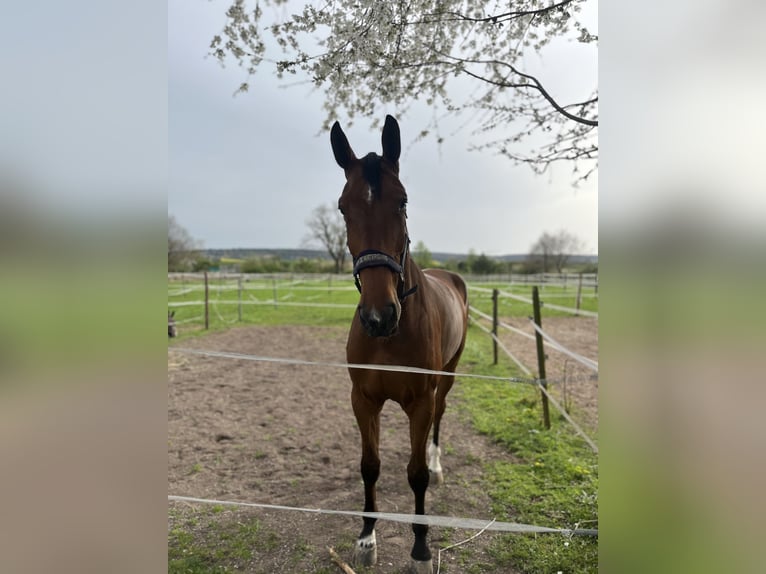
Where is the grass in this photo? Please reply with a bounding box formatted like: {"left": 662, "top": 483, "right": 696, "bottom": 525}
{"left": 168, "top": 508, "right": 278, "bottom": 574}
{"left": 455, "top": 326, "right": 598, "bottom": 573}
{"left": 169, "top": 507, "right": 343, "bottom": 574}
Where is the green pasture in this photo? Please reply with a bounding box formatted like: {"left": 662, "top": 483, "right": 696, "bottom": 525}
{"left": 168, "top": 273, "right": 598, "bottom": 573}
{"left": 167, "top": 274, "right": 598, "bottom": 337}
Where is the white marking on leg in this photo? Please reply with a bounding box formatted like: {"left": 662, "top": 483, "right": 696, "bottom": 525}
{"left": 352, "top": 531, "right": 377, "bottom": 567}
{"left": 428, "top": 442, "right": 442, "bottom": 475}
{"left": 357, "top": 531, "right": 376, "bottom": 550}
{"left": 428, "top": 441, "right": 444, "bottom": 486}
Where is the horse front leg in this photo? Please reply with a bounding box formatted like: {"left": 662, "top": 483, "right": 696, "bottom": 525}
{"left": 351, "top": 389, "right": 382, "bottom": 567}
{"left": 406, "top": 397, "right": 435, "bottom": 574}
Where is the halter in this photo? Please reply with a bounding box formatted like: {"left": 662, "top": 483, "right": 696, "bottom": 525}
{"left": 352, "top": 236, "right": 419, "bottom": 302}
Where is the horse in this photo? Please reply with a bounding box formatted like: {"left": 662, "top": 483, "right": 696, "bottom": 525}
{"left": 168, "top": 311, "right": 177, "bottom": 338}
{"left": 330, "top": 115, "right": 469, "bottom": 574}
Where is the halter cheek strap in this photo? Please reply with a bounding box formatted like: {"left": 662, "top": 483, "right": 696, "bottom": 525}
{"left": 352, "top": 238, "right": 419, "bottom": 302}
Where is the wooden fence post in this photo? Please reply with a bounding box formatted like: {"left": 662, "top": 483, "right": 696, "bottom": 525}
{"left": 238, "top": 275, "right": 243, "bottom": 322}
{"left": 272, "top": 276, "right": 278, "bottom": 309}
{"left": 491, "top": 288, "right": 499, "bottom": 365}
{"left": 204, "top": 271, "right": 209, "bottom": 330}
{"left": 576, "top": 273, "right": 583, "bottom": 316}
{"left": 532, "top": 286, "right": 551, "bottom": 429}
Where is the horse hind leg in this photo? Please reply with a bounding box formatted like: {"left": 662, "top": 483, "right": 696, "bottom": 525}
{"left": 428, "top": 372, "right": 457, "bottom": 487}
{"left": 427, "top": 441, "right": 443, "bottom": 487}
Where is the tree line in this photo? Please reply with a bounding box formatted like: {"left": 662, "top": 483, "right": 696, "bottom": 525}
{"left": 169, "top": 214, "right": 595, "bottom": 275}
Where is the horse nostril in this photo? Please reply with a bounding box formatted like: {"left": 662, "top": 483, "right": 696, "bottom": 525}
{"left": 383, "top": 303, "right": 397, "bottom": 322}
{"left": 359, "top": 307, "right": 378, "bottom": 324}
{"left": 367, "top": 308, "right": 382, "bottom": 326}
{"left": 359, "top": 303, "right": 399, "bottom": 337}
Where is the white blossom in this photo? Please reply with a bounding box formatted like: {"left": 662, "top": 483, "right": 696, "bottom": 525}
{"left": 212, "top": 0, "right": 598, "bottom": 182}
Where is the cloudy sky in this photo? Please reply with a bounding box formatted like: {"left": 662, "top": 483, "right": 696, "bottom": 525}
{"left": 168, "top": 0, "right": 598, "bottom": 256}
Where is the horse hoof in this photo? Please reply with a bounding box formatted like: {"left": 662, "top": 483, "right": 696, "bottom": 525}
{"left": 408, "top": 557, "right": 434, "bottom": 574}
{"left": 429, "top": 469, "right": 444, "bottom": 487}
{"left": 352, "top": 533, "right": 377, "bottom": 567}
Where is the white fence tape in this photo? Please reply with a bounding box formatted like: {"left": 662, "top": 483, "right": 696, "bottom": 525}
{"left": 168, "top": 495, "right": 597, "bottom": 536}
{"left": 170, "top": 348, "right": 537, "bottom": 385}
{"left": 467, "top": 285, "right": 598, "bottom": 318}
{"left": 468, "top": 306, "right": 536, "bottom": 342}
{"left": 528, "top": 321, "right": 599, "bottom": 372}
{"left": 468, "top": 315, "right": 533, "bottom": 377}
{"left": 535, "top": 380, "right": 599, "bottom": 454}
{"left": 168, "top": 300, "right": 357, "bottom": 309}
{"left": 171, "top": 346, "right": 597, "bottom": 452}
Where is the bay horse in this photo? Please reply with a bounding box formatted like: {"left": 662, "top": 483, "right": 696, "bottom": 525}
{"left": 330, "top": 115, "right": 468, "bottom": 574}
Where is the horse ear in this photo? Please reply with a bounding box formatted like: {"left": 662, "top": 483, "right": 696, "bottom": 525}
{"left": 170, "top": 310, "right": 175, "bottom": 318}
{"left": 381, "top": 115, "right": 401, "bottom": 166}
{"left": 330, "top": 121, "right": 356, "bottom": 170}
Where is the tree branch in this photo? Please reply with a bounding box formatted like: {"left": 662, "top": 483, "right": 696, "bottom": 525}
{"left": 414, "top": 1, "right": 575, "bottom": 26}
{"left": 456, "top": 62, "right": 597, "bottom": 127}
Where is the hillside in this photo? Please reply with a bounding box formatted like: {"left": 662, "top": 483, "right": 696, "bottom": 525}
{"left": 201, "top": 248, "right": 598, "bottom": 265}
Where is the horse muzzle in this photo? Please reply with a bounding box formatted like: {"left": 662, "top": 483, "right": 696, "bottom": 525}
{"left": 358, "top": 303, "right": 399, "bottom": 338}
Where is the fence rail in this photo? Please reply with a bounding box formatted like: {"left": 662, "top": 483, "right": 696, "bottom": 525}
{"left": 170, "top": 271, "right": 598, "bottom": 288}
{"left": 461, "top": 272, "right": 598, "bottom": 289}
{"left": 169, "top": 273, "right": 598, "bottom": 327}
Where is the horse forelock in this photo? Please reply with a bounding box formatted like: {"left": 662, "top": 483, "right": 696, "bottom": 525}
{"left": 361, "top": 153, "right": 382, "bottom": 198}
{"left": 358, "top": 152, "right": 405, "bottom": 203}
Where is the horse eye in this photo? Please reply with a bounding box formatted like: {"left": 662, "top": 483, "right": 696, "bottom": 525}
{"left": 398, "top": 200, "right": 407, "bottom": 212}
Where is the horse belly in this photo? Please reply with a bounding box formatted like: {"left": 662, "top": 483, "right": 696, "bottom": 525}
{"left": 440, "top": 298, "right": 465, "bottom": 363}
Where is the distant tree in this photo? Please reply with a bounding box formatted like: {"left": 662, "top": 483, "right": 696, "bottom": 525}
{"left": 192, "top": 257, "right": 215, "bottom": 272}
{"left": 471, "top": 253, "right": 498, "bottom": 274}
{"left": 465, "top": 249, "right": 478, "bottom": 273}
{"left": 304, "top": 203, "right": 348, "bottom": 273}
{"left": 168, "top": 215, "right": 200, "bottom": 271}
{"left": 412, "top": 240, "right": 433, "bottom": 268}
{"left": 528, "top": 229, "right": 584, "bottom": 273}
{"left": 241, "top": 256, "right": 288, "bottom": 274}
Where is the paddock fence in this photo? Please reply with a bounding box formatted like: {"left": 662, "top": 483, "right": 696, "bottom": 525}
{"left": 168, "top": 271, "right": 599, "bottom": 542}
{"left": 167, "top": 271, "right": 598, "bottom": 444}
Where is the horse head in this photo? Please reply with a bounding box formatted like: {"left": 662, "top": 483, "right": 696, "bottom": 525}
{"left": 331, "top": 115, "right": 414, "bottom": 338}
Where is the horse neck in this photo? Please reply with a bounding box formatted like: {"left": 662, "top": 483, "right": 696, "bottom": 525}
{"left": 402, "top": 255, "right": 426, "bottom": 306}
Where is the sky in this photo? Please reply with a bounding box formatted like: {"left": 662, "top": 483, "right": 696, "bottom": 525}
{"left": 168, "top": 0, "right": 598, "bottom": 256}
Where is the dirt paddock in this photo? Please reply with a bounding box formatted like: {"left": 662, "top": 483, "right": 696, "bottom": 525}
{"left": 168, "top": 320, "right": 597, "bottom": 573}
